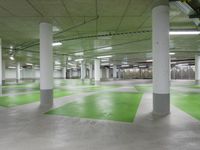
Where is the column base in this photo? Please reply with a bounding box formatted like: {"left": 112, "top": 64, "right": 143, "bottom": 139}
{"left": 40, "top": 89, "right": 53, "bottom": 108}
{"left": 2, "top": 80, "right": 5, "bottom": 85}
{"left": 95, "top": 81, "right": 101, "bottom": 85}
{"left": 153, "top": 93, "right": 170, "bottom": 116}
{"left": 195, "top": 80, "right": 200, "bottom": 84}
{"left": 89, "top": 79, "right": 94, "bottom": 85}
{"left": 16, "top": 79, "right": 20, "bottom": 84}
{"left": 81, "top": 79, "right": 85, "bottom": 83}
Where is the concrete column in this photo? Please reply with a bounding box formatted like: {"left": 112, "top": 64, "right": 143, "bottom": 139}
{"left": 69, "top": 69, "right": 72, "bottom": 79}
{"left": 81, "top": 61, "right": 86, "bottom": 81}
{"left": 62, "top": 67, "right": 66, "bottom": 79}
{"left": 16, "top": 62, "right": 21, "bottom": 83}
{"left": 113, "top": 65, "right": 117, "bottom": 80}
{"left": 118, "top": 69, "right": 121, "bottom": 79}
{"left": 89, "top": 64, "right": 93, "bottom": 79}
{"left": 2, "top": 60, "right": 5, "bottom": 85}
{"left": 152, "top": 1, "right": 170, "bottom": 116}
{"left": 94, "top": 59, "right": 100, "bottom": 84}
{"left": 0, "top": 39, "right": 2, "bottom": 86}
{"left": 40, "top": 22, "right": 53, "bottom": 108}
{"left": 195, "top": 55, "right": 200, "bottom": 84}
{"left": 106, "top": 67, "right": 109, "bottom": 79}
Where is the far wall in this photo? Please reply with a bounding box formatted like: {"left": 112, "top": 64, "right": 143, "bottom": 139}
{"left": 5, "top": 69, "right": 62, "bottom": 80}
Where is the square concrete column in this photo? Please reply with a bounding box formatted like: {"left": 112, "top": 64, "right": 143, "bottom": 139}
{"left": 40, "top": 22, "right": 53, "bottom": 108}
{"left": 94, "top": 59, "right": 100, "bottom": 85}
{"left": 195, "top": 55, "right": 200, "bottom": 84}
{"left": 152, "top": 0, "right": 170, "bottom": 116}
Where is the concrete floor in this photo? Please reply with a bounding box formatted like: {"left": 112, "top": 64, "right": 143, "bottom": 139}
{"left": 0, "top": 80, "right": 200, "bottom": 150}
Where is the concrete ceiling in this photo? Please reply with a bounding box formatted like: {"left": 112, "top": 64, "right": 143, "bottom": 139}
{"left": 0, "top": 0, "right": 199, "bottom": 68}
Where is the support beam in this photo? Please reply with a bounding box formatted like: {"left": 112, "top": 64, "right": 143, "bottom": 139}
{"left": 40, "top": 22, "right": 53, "bottom": 108}
{"left": 195, "top": 55, "right": 200, "bottom": 84}
{"left": 152, "top": 1, "right": 170, "bottom": 116}
{"left": 94, "top": 59, "right": 100, "bottom": 85}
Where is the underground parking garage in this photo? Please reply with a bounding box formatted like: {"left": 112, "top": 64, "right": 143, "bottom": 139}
{"left": 0, "top": 0, "right": 200, "bottom": 150}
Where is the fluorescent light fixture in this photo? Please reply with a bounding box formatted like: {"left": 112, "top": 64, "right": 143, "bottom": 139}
{"left": 121, "top": 64, "right": 129, "bottom": 67}
{"left": 169, "top": 31, "right": 200, "bottom": 35}
{"left": 146, "top": 59, "right": 153, "bottom": 62}
{"left": 53, "top": 26, "right": 60, "bottom": 32}
{"left": 101, "top": 63, "right": 109, "bottom": 66}
{"left": 177, "top": 63, "right": 188, "bottom": 66}
{"left": 68, "top": 56, "right": 72, "bottom": 61}
{"left": 171, "top": 62, "right": 176, "bottom": 64}
{"left": 169, "top": 52, "right": 176, "bottom": 55}
{"left": 74, "top": 52, "right": 84, "bottom": 56}
{"left": 55, "top": 61, "right": 61, "bottom": 65}
{"left": 101, "top": 58, "right": 109, "bottom": 62}
{"left": 68, "top": 62, "right": 73, "bottom": 66}
{"left": 26, "top": 63, "right": 33, "bottom": 66}
{"left": 97, "top": 55, "right": 112, "bottom": 59}
{"left": 139, "top": 65, "right": 146, "bottom": 68}
{"left": 97, "top": 47, "right": 112, "bottom": 51}
{"left": 8, "top": 66, "right": 16, "bottom": 69}
{"left": 9, "top": 56, "right": 14, "bottom": 60}
{"left": 52, "top": 42, "right": 62, "bottom": 46}
{"left": 75, "top": 59, "right": 83, "bottom": 62}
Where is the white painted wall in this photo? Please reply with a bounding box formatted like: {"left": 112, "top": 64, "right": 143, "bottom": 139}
{"left": 5, "top": 69, "right": 62, "bottom": 79}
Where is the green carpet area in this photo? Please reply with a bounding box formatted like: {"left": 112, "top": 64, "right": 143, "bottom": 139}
{"left": 172, "top": 93, "right": 200, "bottom": 121}
{"left": 0, "top": 89, "right": 72, "bottom": 107}
{"left": 47, "top": 92, "right": 143, "bottom": 122}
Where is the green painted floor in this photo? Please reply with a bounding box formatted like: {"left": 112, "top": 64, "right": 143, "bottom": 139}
{"left": 0, "top": 80, "right": 120, "bottom": 107}
{"left": 0, "top": 89, "right": 72, "bottom": 107}
{"left": 47, "top": 92, "right": 143, "bottom": 122}
{"left": 171, "top": 93, "right": 200, "bottom": 121}
{"left": 134, "top": 85, "right": 152, "bottom": 92}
